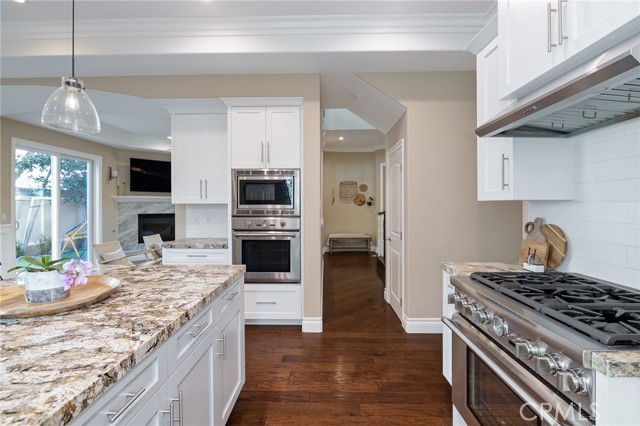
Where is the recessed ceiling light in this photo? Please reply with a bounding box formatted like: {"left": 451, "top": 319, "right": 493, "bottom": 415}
{"left": 167, "top": 136, "right": 172, "bottom": 140}
{"left": 14, "top": 0, "right": 27, "bottom": 3}
{"left": 338, "top": 136, "right": 344, "bottom": 141}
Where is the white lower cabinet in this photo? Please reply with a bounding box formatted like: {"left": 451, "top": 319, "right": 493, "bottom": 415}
{"left": 163, "top": 248, "right": 229, "bottom": 265}
{"left": 71, "top": 280, "right": 244, "bottom": 426}
{"left": 477, "top": 137, "right": 575, "bottom": 201}
{"left": 442, "top": 271, "right": 454, "bottom": 385}
{"left": 244, "top": 283, "right": 301, "bottom": 322}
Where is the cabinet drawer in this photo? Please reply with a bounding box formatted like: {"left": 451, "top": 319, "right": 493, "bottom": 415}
{"left": 71, "top": 349, "right": 167, "bottom": 426}
{"left": 244, "top": 284, "right": 301, "bottom": 320}
{"left": 168, "top": 305, "right": 214, "bottom": 371}
{"left": 163, "top": 248, "right": 229, "bottom": 265}
{"left": 219, "top": 282, "right": 241, "bottom": 320}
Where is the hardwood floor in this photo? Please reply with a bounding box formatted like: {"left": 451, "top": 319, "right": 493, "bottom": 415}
{"left": 227, "top": 252, "right": 452, "bottom": 425}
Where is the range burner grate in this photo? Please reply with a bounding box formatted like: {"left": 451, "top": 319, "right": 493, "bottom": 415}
{"left": 470, "top": 272, "right": 640, "bottom": 346}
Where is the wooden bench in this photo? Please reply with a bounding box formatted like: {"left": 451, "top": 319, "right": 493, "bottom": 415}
{"left": 327, "top": 233, "right": 372, "bottom": 254}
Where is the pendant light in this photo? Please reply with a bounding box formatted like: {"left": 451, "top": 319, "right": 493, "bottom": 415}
{"left": 41, "top": 0, "right": 101, "bottom": 134}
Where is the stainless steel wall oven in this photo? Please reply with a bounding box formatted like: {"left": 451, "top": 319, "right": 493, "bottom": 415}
{"left": 231, "top": 217, "right": 301, "bottom": 283}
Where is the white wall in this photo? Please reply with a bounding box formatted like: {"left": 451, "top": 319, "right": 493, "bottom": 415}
{"left": 528, "top": 119, "right": 640, "bottom": 289}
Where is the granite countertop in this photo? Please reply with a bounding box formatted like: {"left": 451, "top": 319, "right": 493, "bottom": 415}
{"left": 441, "top": 261, "right": 640, "bottom": 378}
{"left": 0, "top": 264, "right": 245, "bottom": 426}
{"left": 162, "top": 238, "right": 228, "bottom": 249}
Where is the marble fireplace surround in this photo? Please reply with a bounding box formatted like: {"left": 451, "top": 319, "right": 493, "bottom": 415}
{"left": 113, "top": 196, "right": 174, "bottom": 252}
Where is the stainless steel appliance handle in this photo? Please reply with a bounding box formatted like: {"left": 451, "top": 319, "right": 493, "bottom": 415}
{"left": 443, "top": 316, "right": 571, "bottom": 426}
{"left": 233, "top": 232, "right": 298, "bottom": 238}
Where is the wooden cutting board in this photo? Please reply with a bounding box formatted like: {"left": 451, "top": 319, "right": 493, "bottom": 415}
{"left": 0, "top": 276, "right": 120, "bottom": 319}
{"left": 541, "top": 224, "right": 567, "bottom": 271}
{"left": 518, "top": 239, "right": 549, "bottom": 266}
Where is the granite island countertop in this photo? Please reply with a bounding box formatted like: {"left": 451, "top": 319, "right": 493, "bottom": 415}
{"left": 162, "top": 238, "right": 228, "bottom": 249}
{"left": 0, "top": 264, "right": 245, "bottom": 426}
{"left": 441, "top": 261, "right": 640, "bottom": 378}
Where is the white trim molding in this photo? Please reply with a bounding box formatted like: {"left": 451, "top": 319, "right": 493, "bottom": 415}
{"left": 302, "top": 317, "right": 323, "bottom": 333}
{"left": 111, "top": 196, "right": 171, "bottom": 203}
{"left": 402, "top": 315, "right": 443, "bottom": 334}
{"left": 220, "top": 97, "right": 304, "bottom": 107}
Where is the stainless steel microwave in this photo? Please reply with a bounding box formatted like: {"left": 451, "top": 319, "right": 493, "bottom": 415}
{"left": 232, "top": 169, "right": 300, "bottom": 216}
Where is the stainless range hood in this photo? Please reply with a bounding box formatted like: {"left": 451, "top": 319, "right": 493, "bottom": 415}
{"left": 476, "top": 42, "right": 640, "bottom": 138}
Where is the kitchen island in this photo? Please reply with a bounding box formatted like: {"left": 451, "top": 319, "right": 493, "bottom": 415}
{"left": 0, "top": 264, "right": 245, "bottom": 426}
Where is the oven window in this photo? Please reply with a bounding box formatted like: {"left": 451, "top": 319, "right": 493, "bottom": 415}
{"left": 241, "top": 240, "right": 291, "bottom": 272}
{"left": 239, "top": 180, "right": 293, "bottom": 206}
{"left": 467, "top": 349, "right": 541, "bottom": 426}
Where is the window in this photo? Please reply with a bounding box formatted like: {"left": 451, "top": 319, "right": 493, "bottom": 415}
{"left": 13, "top": 139, "right": 101, "bottom": 264}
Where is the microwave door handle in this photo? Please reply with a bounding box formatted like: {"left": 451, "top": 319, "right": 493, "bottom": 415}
{"left": 233, "top": 233, "right": 298, "bottom": 239}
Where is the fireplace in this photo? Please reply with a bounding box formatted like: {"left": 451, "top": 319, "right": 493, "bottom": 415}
{"left": 138, "top": 213, "right": 175, "bottom": 243}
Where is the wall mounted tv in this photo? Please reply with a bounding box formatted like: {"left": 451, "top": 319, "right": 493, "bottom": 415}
{"left": 129, "top": 158, "right": 171, "bottom": 193}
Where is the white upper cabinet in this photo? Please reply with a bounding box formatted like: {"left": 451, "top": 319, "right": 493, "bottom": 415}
{"left": 498, "top": 0, "right": 640, "bottom": 100}
{"left": 230, "top": 106, "right": 301, "bottom": 169}
{"left": 477, "top": 137, "right": 575, "bottom": 201}
{"left": 476, "top": 37, "right": 513, "bottom": 126}
{"left": 171, "top": 113, "right": 228, "bottom": 204}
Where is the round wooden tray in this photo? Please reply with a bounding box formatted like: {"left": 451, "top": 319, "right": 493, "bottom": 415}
{"left": 0, "top": 275, "right": 120, "bottom": 319}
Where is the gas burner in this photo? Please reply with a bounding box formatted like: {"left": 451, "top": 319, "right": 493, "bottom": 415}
{"left": 542, "top": 304, "right": 640, "bottom": 345}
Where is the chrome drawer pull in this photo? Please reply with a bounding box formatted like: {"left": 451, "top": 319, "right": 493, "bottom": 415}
{"left": 216, "top": 335, "right": 226, "bottom": 359}
{"left": 225, "top": 291, "right": 239, "bottom": 302}
{"left": 107, "top": 387, "right": 146, "bottom": 423}
{"left": 186, "top": 254, "right": 207, "bottom": 258}
{"left": 256, "top": 301, "right": 277, "bottom": 305}
{"left": 188, "top": 322, "right": 209, "bottom": 338}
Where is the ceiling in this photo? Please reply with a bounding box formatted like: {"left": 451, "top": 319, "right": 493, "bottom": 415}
{"left": 0, "top": 0, "right": 495, "bottom": 152}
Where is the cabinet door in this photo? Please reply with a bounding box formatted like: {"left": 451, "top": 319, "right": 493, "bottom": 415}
{"left": 265, "top": 107, "right": 301, "bottom": 168}
{"left": 476, "top": 38, "right": 513, "bottom": 126}
{"left": 167, "top": 329, "right": 217, "bottom": 426}
{"left": 172, "top": 114, "right": 227, "bottom": 204}
{"left": 215, "top": 304, "right": 245, "bottom": 426}
{"left": 230, "top": 107, "right": 267, "bottom": 168}
{"left": 498, "top": 0, "right": 566, "bottom": 100}
{"left": 442, "top": 271, "right": 453, "bottom": 385}
{"left": 477, "top": 138, "right": 513, "bottom": 201}
{"left": 125, "top": 385, "right": 169, "bottom": 426}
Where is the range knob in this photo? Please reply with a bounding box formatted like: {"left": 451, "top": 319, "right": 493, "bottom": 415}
{"left": 471, "top": 308, "right": 492, "bottom": 325}
{"left": 261, "top": 220, "right": 270, "bottom": 228}
{"left": 447, "top": 292, "right": 461, "bottom": 305}
{"left": 462, "top": 302, "right": 477, "bottom": 316}
{"left": 454, "top": 296, "right": 470, "bottom": 313}
{"left": 557, "top": 369, "right": 590, "bottom": 395}
{"left": 534, "top": 353, "right": 569, "bottom": 376}
{"left": 245, "top": 220, "right": 252, "bottom": 227}
{"left": 514, "top": 339, "right": 547, "bottom": 360}
{"left": 280, "top": 221, "right": 287, "bottom": 227}
{"left": 491, "top": 315, "right": 509, "bottom": 337}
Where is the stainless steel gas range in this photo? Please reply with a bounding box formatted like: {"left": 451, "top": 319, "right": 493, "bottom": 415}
{"left": 443, "top": 272, "right": 640, "bottom": 426}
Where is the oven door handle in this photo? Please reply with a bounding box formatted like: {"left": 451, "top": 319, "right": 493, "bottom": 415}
{"left": 233, "top": 233, "right": 298, "bottom": 239}
{"left": 442, "top": 315, "right": 573, "bottom": 426}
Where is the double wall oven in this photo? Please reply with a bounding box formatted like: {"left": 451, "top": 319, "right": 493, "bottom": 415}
{"left": 231, "top": 169, "right": 301, "bottom": 283}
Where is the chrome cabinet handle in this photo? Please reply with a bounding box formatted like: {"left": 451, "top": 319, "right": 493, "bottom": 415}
{"left": 169, "top": 393, "right": 183, "bottom": 426}
{"left": 186, "top": 254, "right": 208, "bottom": 258}
{"left": 256, "top": 301, "right": 277, "bottom": 305}
{"left": 225, "top": 291, "right": 239, "bottom": 302}
{"left": 501, "top": 154, "right": 509, "bottom": 190}
{"left": 261, "top": 141, "right": 265, "bottom": 163}
{"left": 199, "top": 179, "right": 203, "bottom": 199}
{"left": 216, "top": 335, "right": 226, "bottom": 359}
{"left": 558, "top": 0, "right": 568, "bottom": 45}
{"left": 267, "top": 141, "right": 270, "bottom": 164}
{"left": 161, "top": 399, "right": 176, "bottom": 425}
{"left": 107, "top": 387, "right": 146, "bottom": 423}
{"left": 205, "top": 179, "right": 208, "bottom": 199}
{"left": 187, "top": 322, "right": 209, "bottom": 338}
{"left": 547, "top": 3, "right": 557, "bottom": 52}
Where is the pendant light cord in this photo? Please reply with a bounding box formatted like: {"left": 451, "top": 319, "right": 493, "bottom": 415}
{"left": 71, "top": 0, "right": 75, "bottom": 78}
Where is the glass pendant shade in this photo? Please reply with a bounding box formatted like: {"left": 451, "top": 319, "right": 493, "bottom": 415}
{"left": 41, "top": 77, "right": 101, "bottom": 134}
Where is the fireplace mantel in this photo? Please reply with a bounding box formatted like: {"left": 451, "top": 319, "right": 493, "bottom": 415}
{"left": 112, "top": 196, "right": 171, "bottom": 203}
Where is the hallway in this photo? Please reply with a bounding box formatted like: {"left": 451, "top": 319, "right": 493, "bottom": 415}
{"left": 227, "top": 253, "right": 453, "bottom": 425}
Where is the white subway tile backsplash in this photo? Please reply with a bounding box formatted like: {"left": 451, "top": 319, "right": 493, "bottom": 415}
{"left": 596, "top": 222, "right": 639, "bottom": 247}
{"left": 529, "top": 119, "right": 639, "bottom": 284}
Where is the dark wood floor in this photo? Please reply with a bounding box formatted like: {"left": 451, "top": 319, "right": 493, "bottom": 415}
{"left": 227, "top": 252, "right": 452, "bottom": 425}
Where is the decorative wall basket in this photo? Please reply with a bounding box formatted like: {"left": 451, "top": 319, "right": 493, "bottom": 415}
{"left": 358, "top": 182, "right": 369, "bottom": 194}
{"left": 339, "top": 181, "right": 358, "bottom": 202}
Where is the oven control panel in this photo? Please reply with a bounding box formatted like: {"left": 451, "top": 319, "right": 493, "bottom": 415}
{"left": 232, "top": 217, "right": 300, "bottom": 231}
{"left": 448, "top": 290, "right": 594, "bottom": 401}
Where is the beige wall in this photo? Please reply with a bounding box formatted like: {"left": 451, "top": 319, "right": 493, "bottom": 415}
{"left": 1, "top": 74, "right": 323, "bottom": 321}
{"left": 322, "top": 152, "right": 378, "bottom": 247}
{"left": 361, "top": 72, "right": 522, "bottom": 319}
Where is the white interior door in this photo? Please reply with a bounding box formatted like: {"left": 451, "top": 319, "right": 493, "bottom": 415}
{"left": 386, "top": 139, "right": 404, "bottom": 321}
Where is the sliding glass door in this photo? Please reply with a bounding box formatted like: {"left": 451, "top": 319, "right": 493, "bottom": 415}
{"left": 14, "top": 145, "right": 93, "bottom": 263}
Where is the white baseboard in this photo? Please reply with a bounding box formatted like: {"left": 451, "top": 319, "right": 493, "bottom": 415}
{"left": 302, "top": 317, "right": 323, "bottom": 333}
{"left": 402, "top": 315, "right": 443, "bottom": 334}
{"left": 245, "top": 319, "right": 301, "bottom": 326}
